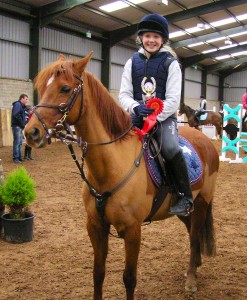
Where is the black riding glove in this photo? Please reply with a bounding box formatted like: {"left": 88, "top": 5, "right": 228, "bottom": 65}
{"left": 131, "top": 114, "right": 144, "bottom": 129}
{"left": 133, "top": 104, "right": 154, "bottom": 117}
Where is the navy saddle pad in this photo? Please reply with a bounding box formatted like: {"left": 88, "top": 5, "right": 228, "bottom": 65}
{"left": 144, "top": 136, "right": 203, "bottom": 188}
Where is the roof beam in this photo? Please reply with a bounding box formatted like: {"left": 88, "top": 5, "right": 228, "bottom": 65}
{"left": 40, "top": 0, "right": 91, "bottom": 27}
{"left": 171, "top": 25, "right": 247, "bottom": 49}
{"left": 108, "top": 0, "right": 247, "bottom": 46}
{"left": 182, "top": 44, "right": 247, "bottom": 67}
{"left": 207, "top": 57, "right": 247, "bottom": 72}
{"left": 220, "top": 64, "right": 247, "bottom": 77}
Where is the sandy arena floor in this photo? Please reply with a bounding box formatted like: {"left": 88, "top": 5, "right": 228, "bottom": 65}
{"left": 0, "top": 139, "right": 246, "bottom": 300}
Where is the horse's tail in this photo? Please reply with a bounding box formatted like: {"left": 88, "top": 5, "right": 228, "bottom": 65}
{"left": 200, "top": 201, "right": 216, "bottom": 256}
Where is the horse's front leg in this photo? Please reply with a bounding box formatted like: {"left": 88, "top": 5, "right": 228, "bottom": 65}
{"left": 87, "top": 216, "right": 110, "bottom": 300}
{"left": 122, "top": 223, "right": 141, "bottom": 300}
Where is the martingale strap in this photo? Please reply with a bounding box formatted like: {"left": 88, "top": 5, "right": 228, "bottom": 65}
{"left": 67, "top": 143, "right": 144, "bottom": 221}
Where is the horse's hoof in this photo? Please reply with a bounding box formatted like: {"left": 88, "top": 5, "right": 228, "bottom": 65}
{"left": 185, "top": 274, "right": 197, "bottom": 292}
{"left": 185, "top": 284, "right": 197, "bottom": 292}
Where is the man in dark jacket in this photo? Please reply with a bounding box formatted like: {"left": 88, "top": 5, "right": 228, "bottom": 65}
{"left": 11, "top": 94, "right": 29, "bottom": 163}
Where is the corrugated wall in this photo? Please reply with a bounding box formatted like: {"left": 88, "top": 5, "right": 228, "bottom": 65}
{"left": 184, "top": 68, "right": 220, "bottom": 102}
{"left": 207, "top": 73, "right": 219, "bottom": 101}
{"left": 184, "top": 67, "right": 202, "bottom": 99}
{"left": 41, "top": 28, "right": 102, "bottom": 79}
{"left": 0, "top": 15, "right": 30, "bottom": 79}
{"left": 110, "top": 45, "right": 135, "bottom": 91}
{"left": 224, "top": 70, "right": 247, "bottom": 104}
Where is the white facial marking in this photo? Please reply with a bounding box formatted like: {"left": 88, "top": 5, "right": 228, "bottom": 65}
{"left": 47, "top": 75, "right": 54, "bottom": 86}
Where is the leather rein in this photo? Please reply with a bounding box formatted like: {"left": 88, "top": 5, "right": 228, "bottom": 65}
{"left": 32, "top": 74, "right": 142, "bottom": 221}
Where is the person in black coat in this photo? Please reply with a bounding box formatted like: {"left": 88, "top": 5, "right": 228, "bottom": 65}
{"left": 11, "top": 94, "right": 29, "bottom": 163}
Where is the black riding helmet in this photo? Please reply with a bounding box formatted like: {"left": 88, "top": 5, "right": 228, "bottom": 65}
{"left": 137, "top": 14, "right": 169, "bottom": 39}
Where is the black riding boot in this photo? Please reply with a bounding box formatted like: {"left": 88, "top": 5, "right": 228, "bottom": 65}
{"left": 167, "top": 151, "right": 194, "bottom": 216}
{"left": 27, "top": 147, "right": 34, "bottom": 160}
{"left": 195, "top": 110, "right": 205, "bottom": 124}
{"left": 23, "top": 146, "right": 29, "bottom": 160}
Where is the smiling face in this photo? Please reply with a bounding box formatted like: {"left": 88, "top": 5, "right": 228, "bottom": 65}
{"left": 141, "top": 32, "right": 164, "bottom": 54}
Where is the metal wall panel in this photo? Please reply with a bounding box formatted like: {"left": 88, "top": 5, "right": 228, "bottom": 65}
{"left": 111, "top": 45, "right": 136, "bottom": 65}
{"left": 184, "top": 81, "right": 201, "bottom": 99}
{"left": 41, "top": 28, "right": 102, "bottom": 78}
{"left": 185, "top": 67, "right": 202, "bottom": 82}
{"left": 207, "top": 86, "right": 218, "bottom": 101}
{"left": 224, "top": 70, "right": 247, "bottom": 88}
{"left": 0, "top": 15, "right": 30, "bottom": 79}
{"left": 224, "top": 87, "right": 244, "bottom": 103}
{"left": 207, "top": 73, "right": 219, "bottom": 86}
{"left": 206, "top": 73, "right": 219, "bottom": 100}
{"left": 0, "top": 41, "right": 29, "bottom": 79}
{"left": 41, "top": 49, "right": 101, "bottom": 79}
{"left": 110, "top": 64, "right": 124, "bottom": 90}
{"left": 0, "top": 15, "right": 29, "bottom": 43}
{"left": 223, "top": 70, "right": 247, "bottom": 103}
{"left": 42, "top": 28, "right": 101, "bottom": 59}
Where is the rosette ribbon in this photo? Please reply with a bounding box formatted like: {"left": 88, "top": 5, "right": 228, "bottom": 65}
{"left": 133, "top": 97, "right": 164, "bottom": 140}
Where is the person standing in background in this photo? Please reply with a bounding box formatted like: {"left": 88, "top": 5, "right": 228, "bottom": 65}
{"left": 242, "top": 88, "right": 247, "bottom": 130}
{"left": 242, "top": 88, "right": 247, "bottom": 110}
{"left": 11, "top": 94, "right": 29, "bottom": 163}
{"left": 23, "top": 106, "right": 34, "bottom": 160}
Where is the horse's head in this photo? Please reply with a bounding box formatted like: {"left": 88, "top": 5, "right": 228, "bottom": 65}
{"left": 24, "top": 51, "right": 93, "bottom": 148}
{"left": 178, "top": 102, "right": 185, "bottom": 116}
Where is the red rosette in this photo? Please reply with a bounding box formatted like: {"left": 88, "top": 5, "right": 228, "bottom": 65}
{"left": 133, "top": 97, "right": 164, "bottom": 140}
{"left": 146, "top": 97, "right": 163, "bottom": 115}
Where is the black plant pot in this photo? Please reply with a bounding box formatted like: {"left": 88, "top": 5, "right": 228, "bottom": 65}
{"left": 1, "top": 212, "right": 35, "bottom": 243}
{"left": 0, "top": 207, "right": 5, "bottom": 237}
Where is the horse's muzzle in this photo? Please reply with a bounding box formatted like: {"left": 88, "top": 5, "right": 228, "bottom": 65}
{"left": 24, "top": 126, "right": 49, "bottom": 148}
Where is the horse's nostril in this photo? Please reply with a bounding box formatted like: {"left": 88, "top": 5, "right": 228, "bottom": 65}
{"left": 30, "top": 127, "right": 40, "bottom": 141}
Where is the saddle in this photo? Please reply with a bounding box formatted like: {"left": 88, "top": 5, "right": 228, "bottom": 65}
{"left": 194, "top": 111, "right": 208, "bottom": 124}
{"left": 143, "top": 134, "right": 202, "bottom": 222}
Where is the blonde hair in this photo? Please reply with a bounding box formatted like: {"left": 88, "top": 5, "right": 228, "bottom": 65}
{"left": 163, "top": 45, "right": 178, "bottom": 59}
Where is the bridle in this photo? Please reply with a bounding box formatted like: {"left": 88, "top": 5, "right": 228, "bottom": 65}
{"left": 32, "top": 72, "right": 141, "bottom": 228}
{"left": 32, "top": 74, "right": 83, "bottom": 145}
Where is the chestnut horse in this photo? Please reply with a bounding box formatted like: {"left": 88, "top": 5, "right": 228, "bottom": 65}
{"left": 179, "top": 102, "right": 222, "bottom": 138}
{"left": 24, "top": 52, "right": 219, "bottom": 299}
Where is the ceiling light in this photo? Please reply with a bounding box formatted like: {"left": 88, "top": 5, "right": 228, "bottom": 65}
{"left": 210, "top": 17, "right": 235, "bottom": 27}
{"left": 154, "top": 0, "right": 168, "bottom": 4}
{"left": 220, "top": 44, "right": 237, "bottom": 50}
{"left": 225, "top": 37, "right": 232, "bottom": 45}
{"left": 216, "top": 54, "right": 231, "bottom": 60}
{"left": 197, "top": 23, "right": 207, "bottom": 29}
{"left": 202, "top": 48, "right": 218, "bottom": 54}
{"left": 206, "top": 36, "right": 226, "bottom": 43}
{"left": 99, "top": 1, "right": 128, "bottom": 12}
{"left": 169, "top": 31, "right": 186, "bottom": 39}
{"left": 188, "top": 42, "right": 204, "bottom": 48}
{"left": 130, "top": 0, "right": 149, "bottom": 3}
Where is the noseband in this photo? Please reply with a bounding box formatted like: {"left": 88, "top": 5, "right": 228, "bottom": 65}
{"left": 33, "top": 74, "right": 83, "bottom": 144}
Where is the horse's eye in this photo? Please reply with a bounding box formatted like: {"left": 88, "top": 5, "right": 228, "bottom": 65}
{"left": 60, "top": 85, "right": 71, "bottom": 94}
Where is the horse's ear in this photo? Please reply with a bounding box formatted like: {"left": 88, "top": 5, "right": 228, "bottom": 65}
{"left": 74, "top": 51, "right": 94, "bottom": 74}
{"left": 58, "top": 54, "right": 66, "bottom": 61}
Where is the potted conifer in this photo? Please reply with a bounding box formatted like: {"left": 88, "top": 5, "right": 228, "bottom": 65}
{"left": 0, "top": 166, "right": 36, "bottom": 243}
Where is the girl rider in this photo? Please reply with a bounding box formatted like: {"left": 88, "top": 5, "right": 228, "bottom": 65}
{"left": 119, "top": 14, "right": 194, "bottom": 216}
